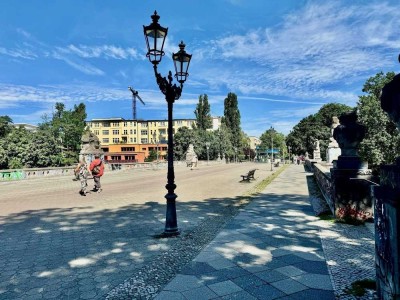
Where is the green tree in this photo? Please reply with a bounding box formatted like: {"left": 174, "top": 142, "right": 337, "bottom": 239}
{"left": 194, "top": 94, "right": 212, "bottom": 130}
{"left": 40, "top": 102, "right": 87, "bottom": 165}
{"left": 215, "top": 124, "right": 233, "bottom": 160}
{"left": 222, "top": 92, "right": 241, "bottom": 152}
{"left": 173, "top": 126, "right": 198, "bottom": 160}
{"left": 145, "top": 149, "right": 158, "bottom": 162}
{"left": 260, "top": 127, "right": 286, "bottom": 158}
{"left": 357, "top": 71, "right": 399, "bottom": 170}
{"left": 0, "top": 115, "right": 12, "bottom": 138}
{"left": 286, "top": 103, "right": 353, "bottom": 160}
{"left": 4, "top": 126, "right": 34, "bottom": 168}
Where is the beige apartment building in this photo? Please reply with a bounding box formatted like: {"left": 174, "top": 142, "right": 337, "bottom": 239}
{"left": 86, "top": 117, "right": 196, "bottom": 146}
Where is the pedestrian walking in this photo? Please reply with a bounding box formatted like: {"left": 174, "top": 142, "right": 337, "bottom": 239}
{"left": 74, "top": 158, "right": 90, "bottom": 196}
{"left": 89, "top": 155, "right": 104, "bottom": 193}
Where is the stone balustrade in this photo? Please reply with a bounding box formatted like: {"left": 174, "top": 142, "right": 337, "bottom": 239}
{"left": 0, "top": 160, "right": 224, "bottom": 181}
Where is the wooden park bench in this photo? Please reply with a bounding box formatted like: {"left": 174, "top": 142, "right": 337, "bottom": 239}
{"left": 240, "top": 169, "right": 257, "bottom": 182}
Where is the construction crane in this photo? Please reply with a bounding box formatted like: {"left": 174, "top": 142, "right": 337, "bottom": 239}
{"left": 128, "top": 86, "right": 145, "bottom": 120}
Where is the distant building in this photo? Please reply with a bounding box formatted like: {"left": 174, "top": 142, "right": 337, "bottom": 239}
{"left": 12, "top": 123, "right": 38, "bottom": 132}
{"left": 86, "top": 117, "right": 196, "bottom": 163}
{"left": 249, "top": 136, "right": 261, "bottom": 150}
{"left": 211, "top": 116, "right": 222, "bottom": 131}
{"left": 86, "top": 117, "right": 196, "bottom": 146}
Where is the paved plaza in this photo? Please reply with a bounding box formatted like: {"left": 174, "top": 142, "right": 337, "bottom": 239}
{"left": 0, "top": 163, "right": 375, "bottom": 299}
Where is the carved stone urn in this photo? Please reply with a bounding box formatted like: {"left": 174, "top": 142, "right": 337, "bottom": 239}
{"left": 333, "top": 111, "right": 365, "bottom": 157}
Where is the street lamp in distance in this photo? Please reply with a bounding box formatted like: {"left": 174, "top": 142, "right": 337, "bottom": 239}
{"left": 205, "top": 142, "right": 210, "bottom": 165}
{"left": 143, "top": 11, "right": 192, "bottom": 237}
{"left": 270, "top": 126, "right": 274, "bottom": 171}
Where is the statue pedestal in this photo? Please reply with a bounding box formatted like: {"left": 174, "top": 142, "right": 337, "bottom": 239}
{"left": 372, "top": 164, "right": 400, "bottom": 300}
{"left": 330, "top": 156, "right": 374, "bottom": 222}
{"left": 326, "top": 147, "right": 341, "bottom": 164}
{"left": 313, "top": 150, "right": 321, "bottom": 161}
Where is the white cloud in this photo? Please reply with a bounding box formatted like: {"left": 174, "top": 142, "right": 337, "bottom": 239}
{"left": 58, "top": 44, "right": 140, "bottom": 60}
{"left": 0, "top": 47, "right": 38, "bottom": 60}
{"left": 193, "top": 1, "right": 399, "bottom": 103}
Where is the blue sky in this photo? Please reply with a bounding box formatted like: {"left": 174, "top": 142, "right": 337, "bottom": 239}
{"left": 0, "top": 0, "right": 399, "bottom": 137}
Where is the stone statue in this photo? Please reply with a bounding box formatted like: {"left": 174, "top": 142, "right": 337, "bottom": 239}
{"left": 328, "top": 116, "right": 340, "bottom": 148}
{"left": 185, "top": 144, "right": 198, "bottom": 169}
{"left": 313, "top": 139, "right": 320, "bottom": 151}
{"left": 326, "top": 116, "right": 341, "bottom": 163}
{"left": 312, "top": 138, "right": 321, "bottom": 161}
{"left": 79, "top": 129, "right": 103, "bottom": 162}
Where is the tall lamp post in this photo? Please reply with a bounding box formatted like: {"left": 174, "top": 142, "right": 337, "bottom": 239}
{"left": 288, "top": 146, "right": 291, "bottom": 164}
{"left": 143, "top": 11, "right": 192, "bottom": 236}
{"left": 205, "top": 142, "right": 210, "bottom": 165}
{"left": 153, "top": 132, "right": 159, "bottom": 161}
{"left": 270, "top": 126, "right": 274, "bottom": 171}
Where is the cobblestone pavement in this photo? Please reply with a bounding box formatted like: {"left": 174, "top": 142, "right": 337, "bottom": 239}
{"left": 0, "top": 164, "right": 377, "bottom": 299}
{"left": 151, "top": 165, "right": 336, "bottom": 300}
{"left": 306, "top": 174, "right": 376, "bottom": 300}
{"left": 0, "top": 162, "right": 272, "bottom": 299}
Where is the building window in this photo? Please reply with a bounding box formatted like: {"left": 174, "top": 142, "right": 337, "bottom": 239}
{"left": 112, "top": 122, "right": 119, "bottom": 127}
{"left": 130, "top": 129, "right": 133, "bottom": 134}
{"left": 159, "top": 122, "right": 166, "bottom": 126}
{"left": 141, "top": 130, "right": 148, "bottom": 135}
{"left": 112, "top": 130, "right": 119, "bottom": 135}
{"left": 134, "top": 129, "right": 137, "bottom": 134}
{"left": 134, "top": 138, "right": 137, "bottom": 143}
{"left": 125, "top": 155, "right": 135, "bottom": 160}
{"left": 141, "top": 138, "right": 148, "bottom": 143}
{"left": 112, "top": 138, "right": 120, "bottom": 143}
{"left": 176, "top": 120, "right": 182, "bottom": 125}
{"left": 94, "top": 130, "right": 99, "bottom": 135}
{"left": 94, "top": 122, "right": 100, "bottom": 127}
{"left": 130, "top": 138, "right": 133, "bottom": 142}
{"left": 111, "top": 155, "right": 121, "bottom": 160}
{"left": 121, "top": 147, "right": 135, "bottom": 151}
{"left": 103, "top": 138, "right": 109, "bottom": 143}
{"left": 123, "top": 130, "right": 128, "bottom": 135}
{"left": 123, "top": 122, "right": 128, "bottom": 127}
{"left": 102, "top": 130, "right": 109, "bottom": 135}
{"left": 140, "top": 123, "right": 148, "bottom": 127}
{"left": 103, "top": 122, "right": 110, "bottom": 127}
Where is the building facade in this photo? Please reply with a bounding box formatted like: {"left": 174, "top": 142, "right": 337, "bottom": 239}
{"left": 86, "top": 117, "right": 196, "bottom": 163}
{"left": 86, "top": 117, "right": 196, "bottom": 146}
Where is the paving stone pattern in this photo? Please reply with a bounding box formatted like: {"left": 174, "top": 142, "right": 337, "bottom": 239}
{"left": 0, "top": 164, "right": 377, "bottom": 299}
{"left": 0, "top": 163, "right": 269, "bottom": 299}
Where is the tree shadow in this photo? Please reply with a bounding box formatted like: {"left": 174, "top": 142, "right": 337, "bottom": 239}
{"left": 0, "top": 195, "right": 255, "bottom": 299}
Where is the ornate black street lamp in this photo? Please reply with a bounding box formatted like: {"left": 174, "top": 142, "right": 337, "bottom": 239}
{"left": 143, "top": 11, "right": 192, "bottom": 236}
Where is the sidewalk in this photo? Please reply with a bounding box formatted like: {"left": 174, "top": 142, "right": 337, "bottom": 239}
{"left": 155, "top": 165, "right": 335, "bottom": 300}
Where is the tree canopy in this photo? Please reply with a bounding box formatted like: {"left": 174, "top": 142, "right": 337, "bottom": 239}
{"left": 285, "top": 103, "right": 353, "bottom": 160}
{"left": 194, "top": 94, "right": 212, "bottom": 130}
{"left": 0, "top": 102, "right": 87, "bottom": 169}
{"left": 222, "top": 92, "right": 241, "bottom": 150}
{"left": 357, "top": 71, "right": 399, "bottom": 170}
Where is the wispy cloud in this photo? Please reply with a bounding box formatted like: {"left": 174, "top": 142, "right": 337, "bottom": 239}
{"left": 0, "top": 29, "right": 142, "bottom": 75}
{"left": 0, "top": 47, "right": 38, "bottom": 60}
{"left": 57, "top": 44, "right": 139, "bottom": 60}
{"left": 194, "top": 1, "right": 399, "bottom": 103}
